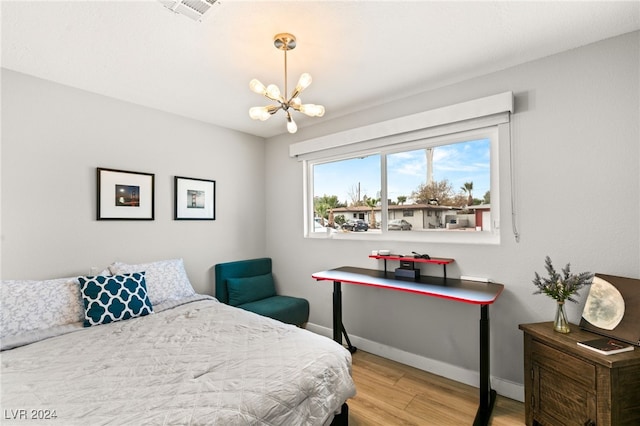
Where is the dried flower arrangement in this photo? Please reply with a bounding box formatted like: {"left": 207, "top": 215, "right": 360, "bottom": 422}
{"left": 532, "top": 256, "right": 594, "bottom": 303}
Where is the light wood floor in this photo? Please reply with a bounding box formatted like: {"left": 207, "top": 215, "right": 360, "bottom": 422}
{"left": 347, "top": 350, "right": 525, "bottom": 425}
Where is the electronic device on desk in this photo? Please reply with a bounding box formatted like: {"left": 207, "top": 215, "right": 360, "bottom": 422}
{"left": 412, "top": 251, "right": 430, "bottom": 259}
{"left": 400, "top": 260, "right": 414, "bottom": 268}
{"left": 395, "top": 260, "right": 419, "bottom": 279}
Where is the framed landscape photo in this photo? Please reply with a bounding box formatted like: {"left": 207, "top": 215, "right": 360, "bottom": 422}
{"left": 174, "top": 176, "right": 216, "bottom": 220}
{"left": 97, "top": 168, "right": 155, "bottom": 220}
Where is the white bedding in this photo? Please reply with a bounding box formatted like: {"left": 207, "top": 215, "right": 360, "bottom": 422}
{"left": 0, "top": 295, "right": 356, "bottom": 425}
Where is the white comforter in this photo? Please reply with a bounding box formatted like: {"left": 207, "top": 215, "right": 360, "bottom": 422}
{"left": 1, "top": 296, "right": 356, "bottom": 425}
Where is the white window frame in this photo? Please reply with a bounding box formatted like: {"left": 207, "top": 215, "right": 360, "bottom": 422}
{"left": 294, "top": 92, "right": 513, "bottom": 245}
{"left": 304, "top": 127, "right": 503, "bottom": 244}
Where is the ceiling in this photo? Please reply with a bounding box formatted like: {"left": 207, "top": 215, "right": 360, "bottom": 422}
{"left": 2, "top": 1, "right": 639, "bottom": 139}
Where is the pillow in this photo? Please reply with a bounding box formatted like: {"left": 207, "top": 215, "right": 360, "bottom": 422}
{"left": 78, "top": 273, "right": 153, "bottom": 327}
{"left": 1, "top": 276, "right": 86, "bottom": 339}
{"left": 108, "top": 258, "right": 195, "bottom": 306}
{"left": 226, "top": 273, "right": 277, "bottom": 307}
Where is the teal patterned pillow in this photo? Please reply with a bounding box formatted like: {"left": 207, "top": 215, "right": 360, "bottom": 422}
{"left": 78, "top": 273, "right": 153, "bottom": 327}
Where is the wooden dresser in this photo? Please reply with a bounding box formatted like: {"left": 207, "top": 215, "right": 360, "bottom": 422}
{"left": 519, "top": 322, "right": 640, "bottom": 426}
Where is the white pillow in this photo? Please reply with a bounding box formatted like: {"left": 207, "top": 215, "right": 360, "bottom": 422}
{"left": 1, "top": 277, "right": 85, "bottom": 339}
{"left": 108, "top": 258, "right": 195, "bottom": 306}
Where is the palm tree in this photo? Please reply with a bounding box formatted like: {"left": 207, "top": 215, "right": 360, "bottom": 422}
{"left": 324, "top": 195, "right": 340, "bottom": 227}
{"left": 315, "top": 202, "right": 329, "bottom": 226}
{"left": 364, "top": 196, "right": 379, "bottom": 229}
{"left": 461, "top": 181, "right": 474, "bottom": 206}
{"left": 315, "top": 194, "right": 340, "bottom": 227}
{"left": 397, "top": 195, "right": 407, "bottom": 205}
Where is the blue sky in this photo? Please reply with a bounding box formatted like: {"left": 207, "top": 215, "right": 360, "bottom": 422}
{"left": 314, "top": 139, "right": 490, "bottom": 205}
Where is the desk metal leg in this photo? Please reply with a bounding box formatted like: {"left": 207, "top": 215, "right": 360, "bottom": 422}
{"left": 332, "top": 281, "right": 342, "bottom": 343}
{"left": 341, "top": 323, "right": 356, "bottom": 353}
{"left": 332, "top": 281, "right": 357, "bottom": 353}
{"left": 474, "top": 304, "right": 497, "bottom": 426}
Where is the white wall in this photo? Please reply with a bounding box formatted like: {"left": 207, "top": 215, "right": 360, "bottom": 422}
{"left": 1, "top": 69, "right": 267, "bottom": 294}
{"left": 265, "top": 32, "right": 640, "bottom": 398}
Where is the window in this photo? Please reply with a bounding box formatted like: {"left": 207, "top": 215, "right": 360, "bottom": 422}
{"left": 308, "top": 128, "right": 498, "bottom": 243}
{"left": 387, "top": 138, "right": 490, "bottom": 231}
{"left": 294, "top": 92, "right": 513, "bottom": 244}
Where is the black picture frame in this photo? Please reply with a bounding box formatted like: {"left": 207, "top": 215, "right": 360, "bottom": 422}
{"left": 174, "top": 176, "right": 216, "bottom": 220}
{"left": 580, "top": 273, "right": 640, "bottom": 346}
{"left": 97, "top": 168, "right": 155, "bottom": 220}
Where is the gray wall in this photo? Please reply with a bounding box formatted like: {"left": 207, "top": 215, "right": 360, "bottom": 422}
{"left": 1, "top": 69, "right": 267, "bottom": 294}
{"left": 265, "top": 32, "right": 639, "bottom": 397}
{"left": 2, "top": 31, "right": 638, "bottom": 401}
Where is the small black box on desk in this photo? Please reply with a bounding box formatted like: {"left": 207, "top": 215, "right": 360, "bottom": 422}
{"left": 394, "top": 267, "right": 420, "bottom": 279}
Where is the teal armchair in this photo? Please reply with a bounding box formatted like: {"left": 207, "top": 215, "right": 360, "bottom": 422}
{"left": 214, "top": 258, "right": 309, "bottom": 327}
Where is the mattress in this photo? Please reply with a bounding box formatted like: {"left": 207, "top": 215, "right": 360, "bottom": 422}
{"left": 0, "top": 295, "right": 356, "bottom": 425}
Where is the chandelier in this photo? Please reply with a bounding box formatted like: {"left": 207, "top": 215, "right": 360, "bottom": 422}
{"left": 249, "top": 33, "right": 325, "bottom": 134}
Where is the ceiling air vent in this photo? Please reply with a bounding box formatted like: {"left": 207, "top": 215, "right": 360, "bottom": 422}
{"left": 159, "top": 0, "right": 218, "bottom": 21}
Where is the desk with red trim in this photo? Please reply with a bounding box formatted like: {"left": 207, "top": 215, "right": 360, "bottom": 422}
{"left": 311, "top": 266, "right": 504, "bottom": 426}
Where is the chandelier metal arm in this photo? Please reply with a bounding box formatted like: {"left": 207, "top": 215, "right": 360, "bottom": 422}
{"left": 264, "top": 92, "right": 282, "bottom": 103}
{"left": 283, "top": 49, "right": 288, "bottom": 101}
{"left": 267, "top": 104, "right": 282, "bottom": 114}
{"left": 288, "top": 92, "right": 299, "bottom": 102}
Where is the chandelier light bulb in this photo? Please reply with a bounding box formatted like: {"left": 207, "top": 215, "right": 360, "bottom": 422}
{"left": 266, "top": 84, "right": 282, "bottom": 101}
{"left": 286, "top": 113, "right": 297, "bottom": 133}
{"left": 296, "top": 73, "right": 312, "bottom": 91}
{"left": 249, "top": 106, "right": 271, "bottom": 121}
{"left": 249, "top": 79, "right": 267, "bottom": 95}
{"left": 299, "top": 104, "right": 325, "bottom": 117}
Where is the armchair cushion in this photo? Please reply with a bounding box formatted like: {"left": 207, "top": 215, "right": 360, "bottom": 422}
{"left": 227, "top": 273, "right": 276, "bottom": 307}
{"left": 214, "top": 258, "right": 272, "bottom": 305}
{"left": 239, "top": 296, "right": 309, "bottom": 327}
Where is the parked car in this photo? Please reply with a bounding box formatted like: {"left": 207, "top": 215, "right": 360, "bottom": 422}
{"left": 342, "top": 219, "right": 369, "bottom": 232}
{"left": 315, "top": 218, "right": 339, "bottom": 230}
{"left": 314, "top": 221, "right": 337, "bottom": 234}
{"left": 388, "top": 219, "right": 412, "bottom": 231}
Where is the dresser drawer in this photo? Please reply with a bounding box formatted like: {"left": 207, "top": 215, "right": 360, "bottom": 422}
{"left": 531, "top": 339, "right": 596, "bottom": 389}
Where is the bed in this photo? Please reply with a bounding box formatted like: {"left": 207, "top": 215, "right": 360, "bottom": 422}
{"left": 0, "top": 258, "right": 356, "bottom": 425}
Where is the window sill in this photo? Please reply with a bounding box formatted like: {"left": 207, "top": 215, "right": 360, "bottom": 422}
{"left": 307, "top": 229, "right": 500, "bottom": 245}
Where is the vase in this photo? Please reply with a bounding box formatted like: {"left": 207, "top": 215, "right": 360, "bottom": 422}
{"left": 554, "top": 301, "right": 570, "bottom": 333}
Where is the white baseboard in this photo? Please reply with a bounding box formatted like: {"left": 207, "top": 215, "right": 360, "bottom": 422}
{"left": 306, "top": 322, "right": 524, "bottom": 403}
